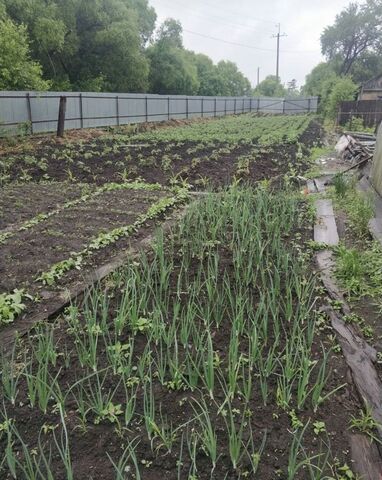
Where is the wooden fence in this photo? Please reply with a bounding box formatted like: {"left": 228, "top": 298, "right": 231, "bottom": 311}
{"left": 338, "top": 100, "right": 382, "bottom": 128}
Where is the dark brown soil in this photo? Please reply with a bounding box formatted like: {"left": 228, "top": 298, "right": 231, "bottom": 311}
{"left": 0, "top": 119, "right": 362, "bottom": 480}
{"left": 0, "top": 221, "right": 359, "bottom": 480}
{"left": 0, "top": 189, "right": 166, "bottom": 292}
{"left": 0, "top": 183, "right": 88, "bottom": 231}
{"left": 0, "top": 121, "right": 321, "bottom": 189}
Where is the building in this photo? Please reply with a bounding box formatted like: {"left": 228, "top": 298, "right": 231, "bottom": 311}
{"left": 359, "top": 74, "right": 382, "bottom": 100}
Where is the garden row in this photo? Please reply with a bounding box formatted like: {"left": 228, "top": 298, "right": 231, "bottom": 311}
{"left": 0, "top": 114, "right": 320, "bottom": 189}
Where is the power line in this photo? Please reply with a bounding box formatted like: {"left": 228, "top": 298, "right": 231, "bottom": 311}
{"left": 153, "top": 0, "right": 276, "bottom": 35}
{"left": 183, "top": 28, "right": 317, "bottom": 54}
{"left": 183, "top": 29, "right": 275, "bottom": 51}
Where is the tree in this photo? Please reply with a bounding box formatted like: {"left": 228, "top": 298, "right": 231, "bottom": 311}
{"left": 303, "top": 63, "right": 336, "bottom": 97}
{"left": 0, "top": 17, "right": 50, "bottom": 90}
{"left": 254, "top": 75, "right": 286, "bottom": 97}
{"left": 192, "top": 53, "right": 221, "bottom": 96}
{"left": 3, "top": 0, "right": 156, "bottom": 92}
{"left": 2, "top": 1, "right": 253, "bottom": 95}
{"left": 147, "top": 19, "right": 199, "bottom": 94}
{"left": 287, "top": 79, "right": 300, "bottom": 98}
{"left": 321, "top": 0, "right": 382, "bottom": 75}
{"left": 325, "top": 76, "right": 358, "bottom": 120}
{"left": 215, "top": 61, "right": 252, "bottom": 96}
{"left": 348, "top": 51, "right": 382, "bottom": 84}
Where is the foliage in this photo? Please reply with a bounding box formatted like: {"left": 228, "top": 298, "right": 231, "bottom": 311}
{"left": 214, "top": 60, "right": 252, "bottom": 96}
{"left": 0, "top": 289, "right": 27, "bottom": 324}
{"left": 254, "top": 75, "right": 287, "bottom": 98}
{"left": 192, "top": 53, "right": 223, "bottom": 96}
{"left": 350, "top": 407, "right": 382, "bottom": 444}
{"left": 304, "top": 0, "right": 382, "bottom": 119}
{"left": 334, "top": 242, "right": 382, "bottom": 299}
{"left": 147, "top": 19, "right": 199, "bottom": 95}
{"left": 332, "top": 180, "right": 374, "bottom": 237}
{"left": 324, "top": 76, "right": 358, "bottom": 120}
{"left": 1, "top": 1, "right": 251, "bottom": 95}
{"left": 37, "top": 186, "right": 189, "bottom": 285}
{"left": 0, "top": 184, "right": 347, "bottom": 478}
{"left": 3, "top": 0, "right": 154, "bottom": 92}
{"left": 0, "top": 17, "right": 50, "bottom": 90}
{"left": 131, "top": 113, "right": 311, "bottom": 144}
{"left": 321, "top": 0, "right": 382, "bottom": 76}
{"left": 303, "top": 63, "right": 337, "bottom": 98}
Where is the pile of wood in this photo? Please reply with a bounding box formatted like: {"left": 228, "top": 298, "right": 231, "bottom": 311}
{"left": 335, "top": 131, "right": 375, "bottom": 165}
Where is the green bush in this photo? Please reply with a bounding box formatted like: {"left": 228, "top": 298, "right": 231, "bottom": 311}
{"left": 325, "top": 76, "right": 358, "bottom": 120}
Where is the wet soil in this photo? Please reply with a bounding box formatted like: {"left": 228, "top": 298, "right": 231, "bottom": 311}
{"left": 0, "top": 220, "right": 360, "bottom": 480}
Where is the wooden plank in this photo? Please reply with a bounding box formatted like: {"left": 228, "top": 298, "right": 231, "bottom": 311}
{"left": 316, "top": 250, "right": 351, "bottom": 316}
{"left": 330, "top": 308, "right": 382, "bottom": 437}
{"left": 307, "top": 179, "right": 317, "bottom": 193}
{"left": 369, "top": 218, "right": 382, "bottom": 244}
{"left": 316, "top": 249, "right": 382, "bottom": 437}
{"left": 349, "top": 434, "right": 382, "bottom": 480}
{"left": 314, "top": 199, "right": 339, "bottom": 246}
{"left": 0, "top": 206, "right": 189, "bottom": 351}
{"left": 316, "top": 199, "right": 334, "bottom": 216}
{"left": 313, "top": 177, "right": 327, "bottom": 193}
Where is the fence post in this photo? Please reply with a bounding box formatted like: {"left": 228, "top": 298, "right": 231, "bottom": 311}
{"left": 375, "top": 99, "right": 378, "bottom": 127}
{"left": 224, "top": 99, "right": 227, "bottom": 116}
{"left": 214, "top": 98, "right": 217, "bottom": 117}
{"left": 257, "top": 98, "right": 260, "bottom": 112}
{"left": 308, "top": 98, "right": 311, "bottom": 113}
{"left": 26, "top": 93, "right": 33, "bottom": 134}
{"left": 234, "top": 98, "right": 237, "bottom": 114}
{"left": 79, "top": 94, "right": 84, "bottom": 128}
{"left": 186, "top": 97, "right": 189, "bottom": 119}
{"left": 201, "top": 98, "right": 204, "bottom": 117}
{"left": 57, "top": 96, "right": 67, "bottom": 137}
{"left": 282, "top": 99, "right": 286, "bottom": 114}
{"left": 145, "top": 95, "right": 148, "bottom": 122}
{"left": 168, "top": 97, "right": 170, "bottom": 120}
{"left": 243, "top": 98, "right": 245, "bottom": 112}
{"left": 115, "top": 95, "right": 120, "bottom": 126}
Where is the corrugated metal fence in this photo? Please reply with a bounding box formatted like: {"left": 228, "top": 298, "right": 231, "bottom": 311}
{"left": 0, "top": 91, "right": 318, "bottom": 135}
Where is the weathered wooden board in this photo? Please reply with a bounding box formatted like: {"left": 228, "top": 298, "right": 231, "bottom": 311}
{"left": 314, "top": 199, "right": 339, "bottom": 246}
{"left": 0, "top": 205, "right": 189, "bottom": 351}
{"left": 332, "top": 302, "right": 382, "bottom": 442}
{"left": 316, "top": 248, "right": 382, "bottom": 476}
{"left": 350, "top": 434, "right": 382, "bottom": 480}
{"left": 316, "top": 250, "right": 351, "bottom": 316}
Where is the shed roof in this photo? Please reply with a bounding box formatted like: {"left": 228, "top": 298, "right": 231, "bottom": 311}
{"left": 362, "top": 74, "right": 382, "bottom": 90}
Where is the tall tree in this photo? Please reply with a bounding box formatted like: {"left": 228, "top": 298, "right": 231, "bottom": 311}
{"left": 3, "top": 0, "right": 155, "bottom": 91}
{"left": 253, "top": 75, "right": 286, "bottom": 97}
{"left": 303, "top": 63, "right": 336, "bottom": 97}
{"left": 215, "top": 61, "right": 252, "bottom": 96}
{"left": 147, "top": 19, "right": 199, "bottom": 95}
{"left": 192, "top": 53, "right": 221, "bottom": 96}
{"left": 321, "top": 0, "right": 382, "bottom": 75}
{"left": 0, "top": 16, "right": 50, "bottom": 90}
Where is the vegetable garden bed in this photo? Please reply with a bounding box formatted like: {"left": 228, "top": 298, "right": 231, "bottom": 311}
{"left": 0, "top": 114, "right": 363, "bottom": 480}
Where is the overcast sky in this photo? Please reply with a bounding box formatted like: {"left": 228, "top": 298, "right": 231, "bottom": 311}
{"left": 148, "top": 0, "right": 354, "bottom": 88}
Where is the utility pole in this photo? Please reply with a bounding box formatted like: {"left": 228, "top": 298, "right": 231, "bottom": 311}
{"left": 272, "top": 23, "right": 287, "bottom": 81}
{"left": 257, "top": 67, "right": 260, "bottom": 87}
